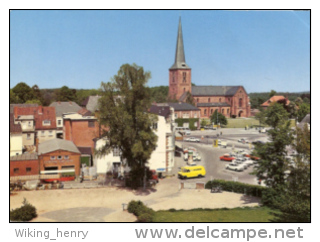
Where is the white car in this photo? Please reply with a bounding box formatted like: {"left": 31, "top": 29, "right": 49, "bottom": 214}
{"left": 238, "top": 138, "right": 249, "bottom": 143}
{"left": 225, "top": 162, "right": 245, "bottom": 172}
{"left": 243, "top": 159, "right": 254, "bottom": 167}
{"left": 188, "top": 137, "right": 200, "bottom": 142}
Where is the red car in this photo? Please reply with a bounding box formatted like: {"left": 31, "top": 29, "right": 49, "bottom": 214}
{"left": 219, "top": 154, "right": 235, "bottom": 161}
{"left": 244, "top": 154, "right": 260, "bottom": 160}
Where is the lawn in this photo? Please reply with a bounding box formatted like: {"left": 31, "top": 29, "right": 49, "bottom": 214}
{"left": 225, "top": 118, "right": 263, "bottom": 128}
{"left": 152, "top": 206, "right": 280, "bottom": 222}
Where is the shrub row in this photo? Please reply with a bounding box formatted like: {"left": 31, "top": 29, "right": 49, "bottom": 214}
{"left": 10, "top": 198, "right": 37, "bottom": 222}
{"left": 127, "top": 200, "right": 154, "bottom": 222}
{"left": 205, "top": 179, "right": 268, "bottom": 198}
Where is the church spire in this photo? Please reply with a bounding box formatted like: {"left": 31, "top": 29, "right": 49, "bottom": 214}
{"left": 170, "top": 17, "right": 190, "bottom": 70}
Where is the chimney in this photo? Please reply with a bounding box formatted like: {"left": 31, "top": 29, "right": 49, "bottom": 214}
{"left": 38, "top": 106, "right": 43, "bottom": 114}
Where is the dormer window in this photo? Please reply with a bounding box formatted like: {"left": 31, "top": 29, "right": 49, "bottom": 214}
{"left": 43, "top": 120, "right": 51, "bottom": 126}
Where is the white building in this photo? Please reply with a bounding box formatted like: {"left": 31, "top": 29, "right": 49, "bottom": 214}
{"left": 93, "top": 104, "right": 175, "bottom": 177}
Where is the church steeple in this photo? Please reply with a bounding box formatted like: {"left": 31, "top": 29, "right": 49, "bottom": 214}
{"left": 170, "top": 17, "right": 190, "bottom": 70}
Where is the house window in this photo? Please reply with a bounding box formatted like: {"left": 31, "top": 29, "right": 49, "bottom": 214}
{"left": 113, "top": 147, "right": 121, "bottom": 157}
{"left": 197, "top": 98, "right": 199, "bottom": 103}
{"left": 58, "top": 120, "right": 62, "bottom": 125}
{"left": 152, "top": 122, "right": 158, "bottom": 130}
{"left": 28, "top": 121, "right": 31, "bottom": 127}
{"left": 175, "top": 113, "right": 178, "bottom": 118}
{"left": 204, "top": 109, "right": 207, "bottom": 116}
{"left": 43, "top": 120, "right": 51, "bottom": 126}
{"left": 41, "top": 131, "right": 45, "bottom": 136}
{"left": 183, "top": 113, "right": 189, "bottom": 118}
{"left": 222, "top": 109, "right": 224, "bottom": 114}
{"left": 239, "top": 98, "right": 243, "bottom": 107}
{"left": 227, "top": 109, "right": 229, "bottom": 114}
{"left": 49, "top": 130, "right": 53, "bottom": 136}
{"left": 219, "top": 98, "right": 221, "bottom": 102}
{"left": 50, "top": 156, "right": 56, "bottom": 160}
{"left": 88, "top": 121, "right": 95, "bottom": 127}
{"left": 183, "top": 72, "right": 186, "bottom": 82}
{"left": 26, "top": 167, "right": 31, "bottom": 173}
{"left": 208, "top": 98, "right": 210, "bottom": 103}
{"left": 14, "top": 168, "right": 19, "bottom": 174}
{"left": 211, "top": 109, "right": 213, "bottom": 115}
{"left": 194, "top": 113, "right": 197, "bottom": 118}
{"left": 27, "top": 133, "right": 31, "bottom": 140}
{"left": 64, "top": 155, "right": 69, "bottom": 159}
{"left": 57, "top": 155, "right": 62, "bottom": 160}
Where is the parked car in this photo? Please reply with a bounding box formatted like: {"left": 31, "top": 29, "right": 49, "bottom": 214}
{"left": 225, "top": 162, "right": 245, "bottom": 172}
{"left": 243, "top": 159, "right": 254, "bottom": 167}
{"left": 252, "top": 140, "right": 264, "bottom": 145}
{"left": 188, "top": 137, "right": 200, "bottom": 142}
{"left": 219, "top": 154, "right": 235, "bottom": 161}
{"left": 184, "top": 153, "right": 189, "bottom": 161}
{"left": 238, "top": 138, "right": 249, "bottom": 143}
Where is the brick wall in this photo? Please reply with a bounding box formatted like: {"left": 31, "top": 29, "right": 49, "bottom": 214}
{"left": 10, "top": 159, "right": 39, "bottom": 176}
{"left": 169, "top": 69, "right": 191, "bottom": 100}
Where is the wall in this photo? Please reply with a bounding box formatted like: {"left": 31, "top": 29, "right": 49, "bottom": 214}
{"left": 10, "top": 159, "right": 39, "bottom": 176}
{"left": 22, "top": 132, "right": 35, "bottom": 146}
{"left": 169, "top": 69, "right": 192, "bottom": 100}
{"left": 37, "top": 130, "right": 57, "bottom": 144}
{"left": 63, "top": 119, "right": 99, "bottom": 150}
{"left": 10, "top": 133, "right": 23, "bottom": 156}
{"left": 39, "top": 150, "right": 81, "bottom": 176}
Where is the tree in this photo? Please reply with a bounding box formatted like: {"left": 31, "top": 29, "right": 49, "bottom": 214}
{"left": 210, "top": 110, "right": 228, "bottom": 126}
{"left": 12, "top": 82, "right": 33, "bottom": 103}
{"left": 253, "top": 103, "right": 293, "bottom": 188}
{"left": 25, "top": 99, "right": 42, "bottom": 105}
{"left": 96, "top": 64, "right": 158, "bottom": 187}
{"left": 296, "top": 102, "right": 310, "bottom": 122}
{"left": 10, "top": 89, "right": 21, "bottom": 104}
{"left": 55, "top": 86, "right": 77, "bottom": 101}
{"left": 185, "top": 91, "right": 195, "bottom": 106}
{"left": 269, "top": 89, "right": 277, "bottom": 98}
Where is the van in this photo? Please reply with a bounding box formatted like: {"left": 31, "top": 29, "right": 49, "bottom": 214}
{"left": 178, "top": 165, "right": 206, "bottom": 179}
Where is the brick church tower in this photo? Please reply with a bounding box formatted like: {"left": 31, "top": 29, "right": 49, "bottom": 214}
{"left": 168, "top": 17, "right": 191, "bottom": 100}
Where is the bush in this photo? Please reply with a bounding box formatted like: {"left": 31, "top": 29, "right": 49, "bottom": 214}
{"left": 205, "top": 179, "right": 267, "bottom": 198}
{"left": 10, "top": 198, "right": 37, "bottom": 221}
{"left": 127, "top": 200, "right": 154, "bottom": 222}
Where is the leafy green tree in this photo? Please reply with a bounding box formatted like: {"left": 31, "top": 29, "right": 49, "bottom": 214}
{"left": 296, "top": 102, "right": 310, "bottom": 122}
{"left": 210, "top": 110, "right": 227, "bottom": 126}
{"left": 269, "top": 89, "right": 277, "bottom": 98}
{"left": 55, "top": 86, "right": 77, "bottom": 101}
{"left": 200, "top": 119, "right": 208, "bottom": 127}
{"left": 253, "top": 103, "right": 293, "bottom": 188}
{"left": 25, "top": 99, "right": 42, "bottom": 105}
{"left": 10, "top": 89, "right": 21, "bottom": 103}
{"left": 185, "top": 91, "right": 195, "bottom": 106}
{"left": 96, "top": 64, "right": 158, "bottom": 187}
{"left": 12, "top": 82, "right": 34, "bottom": 103}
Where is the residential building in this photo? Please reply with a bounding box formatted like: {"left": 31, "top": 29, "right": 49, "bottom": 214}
{"left": 10, "top": 113, "right": 23, "bottom": 156}
{"left": 63, "top": 108, "right": 100, "bottom": 165}
{"left": 81, "top": 95, "right": 101, "bottom": 113}
{"left": 167, "top": 102, "right": 200, "bottom": 129}
{"left": 13, "top": 106, "right": 57, "bottom": 147}
{"left": 38, "top": 138, "right": 81, "bottom": 176}
{"left": 168, "top": 17, "right": 251, "bottom": 119}
{"left": 149, "top": 104, "right": 175, "bottom": 176}
{"left": 261, "top": 95, "right": 290, "bottom": 109}
{"left": 49, "top": 101, "right": 82, "bottom": 138}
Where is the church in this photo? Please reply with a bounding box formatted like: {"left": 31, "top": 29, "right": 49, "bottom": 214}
{"left": 168, "top": 18, "right": 251, "bottom": 119}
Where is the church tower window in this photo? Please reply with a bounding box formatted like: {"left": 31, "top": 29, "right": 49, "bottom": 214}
{"left": 183, "top": 72, "right": 186, "bottom": 83}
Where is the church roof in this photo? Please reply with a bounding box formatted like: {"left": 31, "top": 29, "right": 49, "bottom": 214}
{"left": 168, "top": 102, "right": 200, "bottom": 111}
{"left": 170, "top": 17, "right": 190, "bottom": 70}
{"left": 192, "top": 86, "right": 242, "bottom": 96}
{"left": 197, "top": 102, "right": 231, "bottom": 107}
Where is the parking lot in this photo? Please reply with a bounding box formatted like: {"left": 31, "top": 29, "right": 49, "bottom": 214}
{"left": 175, "top": 128, "right": 269, "bottom": 185}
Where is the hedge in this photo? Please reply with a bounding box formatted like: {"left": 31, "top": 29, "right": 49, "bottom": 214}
{"left": 10, "top": 198, "right": 37, "bottom": 222}
{"left": 175, "top": 118, "right": 199, "bottom": 130}
{"left": 127, "top": 200, "right": 155, "bottom": 222}
{"left": 205, "top": 179, "right": 267, "bottom": 198}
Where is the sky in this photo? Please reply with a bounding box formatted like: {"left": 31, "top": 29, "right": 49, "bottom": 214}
{"left": 10, "top": 10, "right": 310, "bottom": 93}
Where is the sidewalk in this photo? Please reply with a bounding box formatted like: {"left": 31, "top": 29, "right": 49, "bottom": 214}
{"left": 10, "top": 178, "right": 260, "bottom": 222}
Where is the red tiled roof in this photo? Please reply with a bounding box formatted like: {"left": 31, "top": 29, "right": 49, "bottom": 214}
{"left": 261, "top": 96, "right": 290, "bottom": 107}
{"left": 14, "top": 106, "right": 57, "bottom": 130}
{"left": 10, "top": 113, "right": 22, "bottom": 133}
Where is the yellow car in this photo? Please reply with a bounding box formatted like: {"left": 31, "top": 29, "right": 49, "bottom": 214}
{"left": 178, "top": 166, "right": 206, "bottom": 179}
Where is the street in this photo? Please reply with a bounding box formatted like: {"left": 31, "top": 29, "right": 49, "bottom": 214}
{"left": 175, "top": 128, "right": 269, "bottom": 185}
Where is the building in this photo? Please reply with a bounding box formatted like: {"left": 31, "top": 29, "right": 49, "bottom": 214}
{"left": 168, "top": 18, "right": 251, "bottom": 119}
{"left": 149, "top": 104, "right": 175, "bottom": 176}
{"left": 38, "top": 138, "right": 81, "bottom": 176}
{"left": 261, "top": 95, "right": 290, "bottom": 109}
{"left": 166, "top": 102, "right": 200, "bottom": 129}
{"left": 81, "top": 95, "right": 101, "bottom": 113}
{"left": 10, "top": 113, "right": 23, "bottom": 156}
{"left": 13, "top": 106, "right": 57, "bottom": 147}
{"left": 63, "top": 109, "right": 100, "bottom": 165}
{"left": 49, "top": 101, "right": 82, "bottom": 138}
{"left": 297, "top": 113, "right": 310, "bottom": 130}
{"left": 10, "top": 153, "right": 39, "bottom": 177}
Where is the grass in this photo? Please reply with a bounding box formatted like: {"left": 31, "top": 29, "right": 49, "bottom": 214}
{"left": 225, "top": 118, "right": 263, "bottom": 128}
{"left": 152, "top": 206, "right": 280, "bottom": 222}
